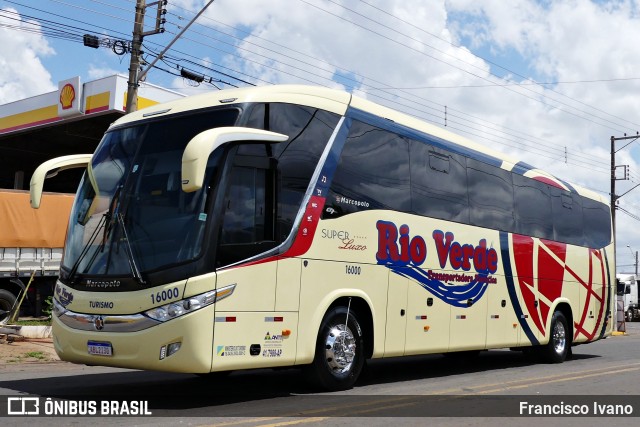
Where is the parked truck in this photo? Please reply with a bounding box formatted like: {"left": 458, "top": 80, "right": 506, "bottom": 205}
{"left": 0, "top": 189, "right": 73, "bottom": 322}
{"left": 617, "top": 273, "right": 639, "bottom": 322}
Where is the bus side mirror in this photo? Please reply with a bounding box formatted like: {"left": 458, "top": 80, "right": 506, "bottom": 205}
{"left": 30, "top": 154, "right": 92, "bottom": 208}
{"left": 181, "top": 127, "right": 288, "bottom": 193}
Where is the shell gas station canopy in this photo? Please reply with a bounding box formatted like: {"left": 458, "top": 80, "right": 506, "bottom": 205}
{"left": 0, "top": 75, "right": 184, "bottom": 193}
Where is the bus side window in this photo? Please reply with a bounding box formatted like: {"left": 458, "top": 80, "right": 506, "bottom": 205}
{"left": 513, "top": 174, "right": 553, "bottom": 240}
{"left": 550, "top": 187, "right": 584, "bottom": 246}
{"left": 467, "top": 158, "right": 514, "bottom": 232}
{"left": 410, "top": 141, "right": 469, "bottom": 223}
{"left": 327, "top": 120, "right": 410, "bottom": 217}
{"left": 217, "top": 158, "right": 276, "bottom": 267}
{"left": 582, "top": 198, "right": 612, "bottom": 248}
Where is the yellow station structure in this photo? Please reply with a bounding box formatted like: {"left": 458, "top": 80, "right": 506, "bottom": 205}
{"left": 0, "top": 75, "right": 184, "bottom": 192}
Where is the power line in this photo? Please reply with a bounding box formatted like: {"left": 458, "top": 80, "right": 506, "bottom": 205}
{"left": 0, "top": 0, "right": 631, "bottom": 186}
{"left": 160, "top": 7, "right": 611, "bottom": 170}
{"left": 355, "top": 0, "right": 640, "bottom": 130}
{"left": 298, "top": 0, "right": 632, "bottom": 133}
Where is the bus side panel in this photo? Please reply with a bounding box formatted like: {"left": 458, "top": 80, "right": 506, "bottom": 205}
{"left": 211, "top": 311, "right": 298, "bottom": 371}
{"left": 504, "top": 233, "right": 611, "bottom": 347}
{"left": 384, "top": 271, "right": 407, "bottom": 357}
{"left": 404, "top": 278, "right": 450, "bottom": 355}
{"left": 215, "top": 262, "right": 277, "bottom": 312}
{"left": 296, "top": 259, "right": 386, "bottom": 365}
{"left": 571, "top": 247, "right": 608, "bottom": 344}
{"left": 485, "top": 274, "right": 520, "bottom": 349}
{"left": 212, "top": 262, "right": 296, "bottom": 370}
{"left": 449, "top": 288, "right": 488, "bottom": 351}
{"left": 275, "top": 257, "right": 302, "bottom": 311}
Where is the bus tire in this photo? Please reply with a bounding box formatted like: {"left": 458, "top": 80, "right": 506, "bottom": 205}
{"left": 626, "top": 309, "right": 634, "bottom": 322}
{"left": 307, "top": 306, "right": 365, "bottom": 391}
{"left": 0, "top": 289, "right": 17, "bottom": 323}
{"left": 540, "top": 310, "right": 570, "bottom": 363}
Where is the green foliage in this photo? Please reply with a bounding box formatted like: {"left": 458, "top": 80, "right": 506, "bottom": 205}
{"left": 15, "top": 319, "right": 51, "bottom": 326}
{"left": 43, "top": 296, "right": 53, "bottom": 319}
{"left": 24, "top": 351, "right": 45, "bottom": 359}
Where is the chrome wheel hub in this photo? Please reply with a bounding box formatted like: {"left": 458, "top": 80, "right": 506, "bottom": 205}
{"left": 324, "top": 324, "right": 356, "bottom": 374}
{"left": 553, "top": 321, "right": 566, "bottom": 355}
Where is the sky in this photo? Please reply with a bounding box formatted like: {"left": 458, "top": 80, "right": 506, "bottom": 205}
{"left": 1, "top": 0, "right": 640, "bottom": 270}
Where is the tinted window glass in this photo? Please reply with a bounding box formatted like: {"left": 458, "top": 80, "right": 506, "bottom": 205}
{"left": 513, "top": 175, "right": 553, "bottom": 239}
{"left": 217, "top": 164, "right": 272, "bottom": 266}
{"left": 467, "top": 158, "right": 514, "bottom": 231}
{"left": 583, "top": 198, "right": 612, "bottom": 248}
{"left": 550, "top": 187, "right": 584, "bottom": 245}
{"left": 410, "top": 141, "right": 469, "bottom": 223}
{"left": 328, "top": 121, "right": 410, "bottom": 216}
{"left": 242, "top": 103, "right": 340, "bottom": 242}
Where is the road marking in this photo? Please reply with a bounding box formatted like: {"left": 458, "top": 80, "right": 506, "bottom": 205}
{"left": 204, "top": 361, "right": 640, "bottom": 426}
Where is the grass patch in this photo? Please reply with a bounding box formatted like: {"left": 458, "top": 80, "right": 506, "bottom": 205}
{"left": 24, "top": 351, "right": 46, "bottom": 359}
{"left": 15, "top": 319, "right": 51, "bottom": 326}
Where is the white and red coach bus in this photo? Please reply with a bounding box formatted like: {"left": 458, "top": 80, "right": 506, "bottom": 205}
{"left": 30, "top": 85, "right": 614, "bottom": 391}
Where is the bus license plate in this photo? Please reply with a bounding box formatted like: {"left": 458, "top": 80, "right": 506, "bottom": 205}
{"left": 87, "top": 341, "right": 113, "bottom": 356}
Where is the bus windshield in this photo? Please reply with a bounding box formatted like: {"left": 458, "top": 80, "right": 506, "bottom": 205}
{"left": 63, "top": 108, "right": 239, "bottom": 279}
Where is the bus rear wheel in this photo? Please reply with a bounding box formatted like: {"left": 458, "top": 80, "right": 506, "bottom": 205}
{"left": 539, "top": 310, "right": 570, "bottom": 363}
{"left": 307, "top": 306, "right": 365, "bottom": 391}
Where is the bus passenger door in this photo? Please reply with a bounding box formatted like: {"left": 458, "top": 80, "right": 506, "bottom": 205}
{"left": 210, "top": 158, "right": 291, "bottom": 371}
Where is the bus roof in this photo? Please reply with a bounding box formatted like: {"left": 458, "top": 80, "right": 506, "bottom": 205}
{"left": 112, "top": 84, "right": 607, "bottom": 204}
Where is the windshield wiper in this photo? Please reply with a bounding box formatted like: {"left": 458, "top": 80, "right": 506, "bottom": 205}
{"left": 116, "top": 212, "right": 145, "bottom": 285}
{"left": 66, "top": 185, "right": 122, "bottom": 285}
{"left": 66, "top": 214, "right": 107, "bottom": 285}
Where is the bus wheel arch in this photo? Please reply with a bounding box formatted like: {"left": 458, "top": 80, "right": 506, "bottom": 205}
{"left": 540, "top": 303, "right": 573, "bottom": 363}
{"left": 327, "top": 297, "right": 374, "bottom": 359}
{"left": 306, "top": 296, "right": 373, "bottom": 391}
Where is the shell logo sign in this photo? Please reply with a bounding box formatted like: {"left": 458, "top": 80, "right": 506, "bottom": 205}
{"left": 59, "top": 84, "right": 76, "bottom": 110}
{"left": 57, "top": 76, "right": 82, "bottom": 118}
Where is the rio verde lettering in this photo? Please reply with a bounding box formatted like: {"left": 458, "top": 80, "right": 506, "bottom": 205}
{"left": 376, "top": 221, "right": 498, "bottom": 275}
{"left": 432, "top": 230, "right": 498, "bottom": 274}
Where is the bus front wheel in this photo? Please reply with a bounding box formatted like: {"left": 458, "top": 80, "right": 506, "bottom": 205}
{"left": 307, "top": 306, "right": 365, "bottom": 391}
{"left": 539, "top": 310, "right": 570, "bottom": 363}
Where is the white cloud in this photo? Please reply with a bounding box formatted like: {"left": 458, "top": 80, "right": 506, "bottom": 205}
{"left": 87, "top": 64, "right": 122, "bottom": 80}
{"left": 0, "top": 7, "right": 55, "bottom": 103}
{"left": 6, "top": 0, "right": 635, "bottom": 263}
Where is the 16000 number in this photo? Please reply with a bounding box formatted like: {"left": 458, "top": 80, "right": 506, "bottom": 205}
{"left": 151, "top": 287, "right": 179, "bottom": 304}
{"left": 345, "top": 265, "right": 361, "bottom": 275}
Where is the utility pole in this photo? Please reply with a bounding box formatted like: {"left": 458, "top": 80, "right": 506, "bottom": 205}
{"left": 125, "top": 0, "right": 215, "bottom": 114}
{"left": 125, "top": 0, "right": 168, "bottom": 113}
{"left": 125, "top": 0, "right": 146, "bottom": 114}
{"left": 610, "top": 134, "right": 640, "bottom": 236}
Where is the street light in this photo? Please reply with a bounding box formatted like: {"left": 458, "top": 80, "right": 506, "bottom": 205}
{"left": 627, "top": 245, "right": 638, "bottom": 275}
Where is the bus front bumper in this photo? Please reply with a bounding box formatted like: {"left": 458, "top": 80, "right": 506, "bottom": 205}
{"left": 51, "top": 305, "right": 216, "bottom": 373}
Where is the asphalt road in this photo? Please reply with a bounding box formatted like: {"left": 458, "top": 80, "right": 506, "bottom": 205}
{"left": 1, "top": 323, "right": 639, "bottom": 426}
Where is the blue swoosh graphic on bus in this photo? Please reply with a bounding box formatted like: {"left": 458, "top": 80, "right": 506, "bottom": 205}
{"left": 385, "top": 264, "right": 490, "bottom": 308}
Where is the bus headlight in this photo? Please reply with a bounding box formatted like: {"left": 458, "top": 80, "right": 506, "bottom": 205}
{"left": 144, "top": 283, "right": 236, "bottom": 322}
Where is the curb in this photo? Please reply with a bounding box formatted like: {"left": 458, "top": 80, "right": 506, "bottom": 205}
{"left": 0, "top": 325, "right": 52, "bottom": 339}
